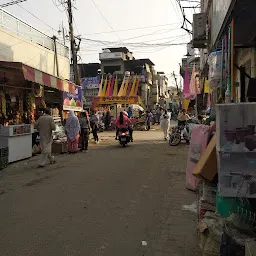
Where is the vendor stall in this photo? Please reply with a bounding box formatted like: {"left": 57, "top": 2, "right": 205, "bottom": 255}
{"left": 0, "top": 60, "right": 77, "bottom": 164}
{"left": 0, "top": 124, "right": 34, "bottom": 163}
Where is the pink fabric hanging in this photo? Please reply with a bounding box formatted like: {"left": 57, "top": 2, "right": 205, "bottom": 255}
{"left": 185, "top": 124, "right": 211, "bottom": 191}
{"left": 183, "top": 65, "right": 190, "bottom": 94}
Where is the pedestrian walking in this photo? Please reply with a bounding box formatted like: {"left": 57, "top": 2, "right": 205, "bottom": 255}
{"left": 79, "top": 111, "right": 90, "bottom": 152}
{"left": 160, "top": 110, "right": 170, "bottom": 140}
{"left": 90, "top": 111, "right": 99, "bottom": 143}
{"left": 105, "top": 110, "right": 111, "bottom": 130}
{"left": 34, "top": 108, "right": 56, "bottom": 167}
{"left": 65, "top": 111, "right": 81, "bottom": 153}
{"left": 146, "top": 110, "right": 153, "bottom": 130}
{"left": 127, "top": 107, "right": 133, "bottom": 118}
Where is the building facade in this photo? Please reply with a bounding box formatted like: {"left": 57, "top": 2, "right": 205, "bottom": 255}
{"left": 195, "top": 0, "right": 256, "bottom": 105}
{"left": 0, "top": 8, "right": 69, "bottom": 79}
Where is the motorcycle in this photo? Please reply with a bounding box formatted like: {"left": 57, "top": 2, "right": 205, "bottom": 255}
{"left": 118, "top": 128, "right": 131, "bottom": 147}
{"left": 169, "top": 122, "right": 191, "bottom": 146}
{"left": 169, "top": 117, "right": 199, "bottom": 146}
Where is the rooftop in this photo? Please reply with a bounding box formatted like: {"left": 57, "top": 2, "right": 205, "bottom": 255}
{"left": 125, "top": 59, "right": 155, "bottom": 67}
{"left": 102, "top": 47, "right": 131, "bottom": 54}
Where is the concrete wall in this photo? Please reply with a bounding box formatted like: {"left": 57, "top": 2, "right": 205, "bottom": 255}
{"left": 0, "top": 27, "right": 70, "bottom": 79}
{"left": 100, "top": 59, "right": 125, "bottom": 74}
{"left": 140, "top": 83, "right": 149, "bottom": 107}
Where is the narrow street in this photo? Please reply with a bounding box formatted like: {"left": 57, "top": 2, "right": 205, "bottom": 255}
{"left": 0, "top": 129, "right": 199, "bottom": 256}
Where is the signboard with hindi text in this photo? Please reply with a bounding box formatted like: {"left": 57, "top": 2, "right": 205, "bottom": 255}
{"left": 93, "top": 96, "right": 138, "bottom": 105}
{"left": 81, "top": 76, "right": 100, "bottom": 89}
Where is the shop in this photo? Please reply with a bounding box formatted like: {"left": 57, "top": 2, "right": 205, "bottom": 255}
{"left": 183, "top": 2, "right": 256, "bottom": 252}
{"left": 0, "top": 61, "right": 76, "bottom": 164}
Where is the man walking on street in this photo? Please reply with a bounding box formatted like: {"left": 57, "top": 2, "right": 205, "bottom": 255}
{"left": 35, "top": 108, "right": 56, "bottom": 167}
{"left": 79, "top": 111, "right": 90, "bottom": 152}
{"left": 90, "top": 111, "right": 99, "bottom": 144}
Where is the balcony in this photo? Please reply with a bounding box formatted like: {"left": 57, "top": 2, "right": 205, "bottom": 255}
{"left": 99, "top": 52, "right": 124, "bottom": 61}
{"left": 0, "top": 8, "right": 68, "bottom": 58}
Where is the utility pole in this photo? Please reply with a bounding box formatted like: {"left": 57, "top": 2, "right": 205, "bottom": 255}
{"left": 67, "top": 0, "right": 80, "bottom": 86}
{"left": 172, "top": 71, "right": 182, "bottom": 110}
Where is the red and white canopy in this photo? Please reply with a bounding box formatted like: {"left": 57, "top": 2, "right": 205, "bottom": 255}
{"left": 0, "top": 61, "right": 76, "bottom": 94}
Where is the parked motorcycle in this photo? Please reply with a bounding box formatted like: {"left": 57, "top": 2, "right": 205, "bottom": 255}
{"left": 169, "top": 122, "right": 191, "bottom": 146}
{"left": 118, "top": 128, "right": 131, "bottom": 147}
{"left": 98, "top": 121, "right": 105, "bottom": 132}
{"left": 169, "top": 117, "right": 199, "bottom": 146}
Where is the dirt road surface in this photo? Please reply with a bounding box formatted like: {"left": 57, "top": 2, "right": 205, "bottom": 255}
{"left": 0, "top": 129, "right": 199, "bottom": 256}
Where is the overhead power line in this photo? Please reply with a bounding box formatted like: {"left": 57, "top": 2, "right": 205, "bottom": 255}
{"left": 82, "top": 22, "right": 180, "bottom": 36}
{"left": 16, "top": 3, "right": 59, "bottom": 33}
{"left": 90, "top": 0, "right": 124, "bottom": 44}
{"left": 0, "top": 0, "right": 27, "bottom": 7}
{"left": 80, "top": 37, "right": 187, "bottom": 47}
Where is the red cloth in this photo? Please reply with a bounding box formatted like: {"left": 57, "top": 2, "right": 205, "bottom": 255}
{"left": 67, "top": 135, "right": 79, "bottom": 153}
{"left": 115, "top": 115, "right": 131, "bottom": 129}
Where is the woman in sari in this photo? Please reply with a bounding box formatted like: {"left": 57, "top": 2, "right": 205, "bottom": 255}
{"left": 65, "top": 111, "right": 81, "bottom": 153}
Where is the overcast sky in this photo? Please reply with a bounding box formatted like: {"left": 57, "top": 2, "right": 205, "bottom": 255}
{"left": 4, "top": 0, "right": 194, "bottom": 85}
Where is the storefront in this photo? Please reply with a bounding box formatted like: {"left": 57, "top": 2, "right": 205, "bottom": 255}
{"left": 0, "top": 61, "right": 76, "bottom": 163}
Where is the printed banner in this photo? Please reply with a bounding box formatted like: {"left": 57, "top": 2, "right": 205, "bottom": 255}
{"left": 81, "top": 76, "right": 100, "bottom": 89}
{"left": 63, "top": 85, "right": 82, "bottom": 111}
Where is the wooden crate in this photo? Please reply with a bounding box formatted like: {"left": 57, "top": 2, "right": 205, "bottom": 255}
{"left": 52, "top": 142, "right": 67, "bottom": 154}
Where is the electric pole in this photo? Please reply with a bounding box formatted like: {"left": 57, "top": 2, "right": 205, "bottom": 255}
{"left": 172, "top": 71, "right": 182, "bottom": 110}
{"left": 67, "top": 0, "right": 80, "bottom": 86}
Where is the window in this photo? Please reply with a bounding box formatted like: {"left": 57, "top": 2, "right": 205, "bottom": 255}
{"left": 104, "top": 65, "right": 121, "bottom": 74}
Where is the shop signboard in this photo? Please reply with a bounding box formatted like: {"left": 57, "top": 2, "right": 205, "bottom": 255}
{"left": 81, "top": 76, "right": 101, "bottom": 90}
{"left": 211, "top": 0, "right": 232, "bottom": 46}
{"left": 63, "top": 85, "right": 82, "bottom": 111}
{"left": 94, "top": 96, "right": 138, "bottom": 105}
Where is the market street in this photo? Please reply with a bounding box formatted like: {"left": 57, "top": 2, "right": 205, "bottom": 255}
{"left": 0, "top": 129, "right": 199, "bottom": 256}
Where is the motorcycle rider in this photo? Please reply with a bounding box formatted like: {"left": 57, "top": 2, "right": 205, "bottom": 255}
{"left": 115, "top": 111, "right": 133, "bottom": 142}
{"left": 177, "top": 109, "right": 190, "bottom": 126}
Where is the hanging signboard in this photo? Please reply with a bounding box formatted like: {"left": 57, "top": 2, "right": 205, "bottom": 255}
{"left": 81, "top": 76, "right": 100, "bottom": 89}
{"left": 63, "top": 85, "right": 82, "bottom": 111}
{"left": 211, "top": 0, "right": 232, "bottom": 46}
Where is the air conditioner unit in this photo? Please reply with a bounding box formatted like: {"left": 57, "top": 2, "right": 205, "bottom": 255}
{"left": 193, "top": 13, "right": 207, "bottom": 48}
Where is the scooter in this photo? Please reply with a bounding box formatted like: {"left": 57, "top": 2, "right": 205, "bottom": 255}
{"left": 118, "top": 128, "right": 131, "bottom": 147}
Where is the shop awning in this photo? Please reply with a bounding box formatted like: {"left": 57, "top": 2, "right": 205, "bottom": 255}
{"left": 0, "top": 61, "right": 76, "bottom": 94}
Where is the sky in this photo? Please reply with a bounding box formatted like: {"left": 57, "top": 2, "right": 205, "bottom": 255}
{"left": 3, "top": 0, "right": 195, "bottom": 86}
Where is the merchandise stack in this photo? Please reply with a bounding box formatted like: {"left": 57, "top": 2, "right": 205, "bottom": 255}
{"left": 216, "top": 103, "right": 256, "bottom": 199}
{"left": 52, "top": 116, "right": 67, "bottom": 154}
{"left": 0, "top": 147, "right": 8, "bottom": 170}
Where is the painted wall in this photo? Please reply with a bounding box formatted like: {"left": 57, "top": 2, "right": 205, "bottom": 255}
{"left": 211, "top": 0, "right": 233, "bottom": 47}
{"left": 0, "top": 27, "right": 70, "bottom": 79}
